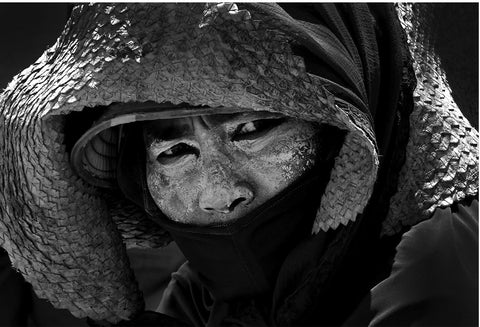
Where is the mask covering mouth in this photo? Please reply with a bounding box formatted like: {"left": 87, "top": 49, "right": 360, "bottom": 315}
{"left": 152, "top": 169, "right": 326, "bottom": 302}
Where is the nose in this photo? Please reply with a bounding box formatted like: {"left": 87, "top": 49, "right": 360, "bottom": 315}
{"left": 199, "top": 181, "right": 254, "bottom": 214}
{"left": 196, "top": 130, "right": 255, "bottom": 214}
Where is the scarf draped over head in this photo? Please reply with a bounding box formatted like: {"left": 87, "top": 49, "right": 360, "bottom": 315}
{"left": 247, "top": 3, "right": 407, "bottom": 149}
{"left": 237, "top": 3, "right": 411, "bottom": 232}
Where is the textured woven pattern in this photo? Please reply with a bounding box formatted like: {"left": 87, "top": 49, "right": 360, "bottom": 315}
{"left": 0, "top": 3, "right": 378, "bottom": 321}
{"left": 106, "top": 194, "right": 172, "bottom": 249}
{"left": 383, "top": 4, "right": 479, "bottom": 234}
{"left": 0, "top": 117, "right": 144, "bottom": 322}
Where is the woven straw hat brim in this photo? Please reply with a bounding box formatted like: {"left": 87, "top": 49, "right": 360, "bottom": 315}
{"left": 383, "top": 4, "right": 478, "bottom": 234}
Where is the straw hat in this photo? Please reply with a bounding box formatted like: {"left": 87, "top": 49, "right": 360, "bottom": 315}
{"left": 0, "top": 2, "right": 477, "bottom": 323}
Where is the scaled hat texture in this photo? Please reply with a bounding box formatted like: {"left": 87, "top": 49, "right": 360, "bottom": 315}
{"left": 0, "top": 2, "right": 477, "bottom": 323}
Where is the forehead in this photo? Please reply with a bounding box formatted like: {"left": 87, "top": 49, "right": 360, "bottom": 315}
{"left": 143, "top": 111, "right": 285, "bottom": 140}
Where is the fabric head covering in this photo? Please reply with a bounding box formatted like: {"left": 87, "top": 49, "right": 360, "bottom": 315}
{"left": 0, "top": 3, "right": 477, "bottom": 323}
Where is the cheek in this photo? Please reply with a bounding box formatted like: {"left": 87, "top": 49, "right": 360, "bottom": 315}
{"left": 241, "top": 123, "right": 319, "bottom": 195}
{"left": 146, "top": 162, "right": 201, "bottom": 223}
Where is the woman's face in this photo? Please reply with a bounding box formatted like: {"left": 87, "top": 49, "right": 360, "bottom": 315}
{"left": 144, "top": 111, "right": 320, "bottom": 225}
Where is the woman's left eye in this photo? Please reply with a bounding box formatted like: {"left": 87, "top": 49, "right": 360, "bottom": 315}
{"left": 232, "top": 118, "right": 285, "bottom": 141}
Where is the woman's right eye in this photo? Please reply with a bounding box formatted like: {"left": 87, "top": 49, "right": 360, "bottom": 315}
{"left": 156, "top": 143, "right": 198, "bottom": 165}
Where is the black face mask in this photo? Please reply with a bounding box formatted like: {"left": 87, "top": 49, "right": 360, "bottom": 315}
{"left": 153, "top": 171, "right": 324, "bottom": 302}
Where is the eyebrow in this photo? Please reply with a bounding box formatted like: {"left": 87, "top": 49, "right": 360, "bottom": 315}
{"left": 204, "top": 111, "right": 285, "bottom": 127}
{"left": 143, "top": 121, "right": 193, "bottom": 143}
{"left": 143, "top": 111, "right": 286, "bottom": 143}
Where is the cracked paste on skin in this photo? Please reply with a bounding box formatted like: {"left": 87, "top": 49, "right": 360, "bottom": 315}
{"left": 144, "top": 111, "right": 321, "bottom": 225}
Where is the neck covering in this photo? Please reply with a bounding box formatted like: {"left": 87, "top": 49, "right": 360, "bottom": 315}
{"left": 152, "top": 170, "right": 326, "bottom": 302}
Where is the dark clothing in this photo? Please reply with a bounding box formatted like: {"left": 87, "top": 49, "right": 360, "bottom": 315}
{"left": 0, "top": 244, "right": 185, "bottom": 326}
{"left": 153, "top": 171, "right": 326, "bottom": 303}
{"left": 159, "top": 199, "right": 478, "bottom": 326}
{"left": 345, "top": 199, "right": 478, "bottom": 326}
{"left": 2, "top": 198, "right": 476, "bottom": 326}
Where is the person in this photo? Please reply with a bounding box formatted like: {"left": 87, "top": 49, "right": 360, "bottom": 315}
{"left": 0, "top": 3, "right": 477, "bottom": 326}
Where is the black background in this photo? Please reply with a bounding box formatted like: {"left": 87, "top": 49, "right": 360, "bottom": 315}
{"left": 0, "top": 3, "right": 477, "bottom": 127}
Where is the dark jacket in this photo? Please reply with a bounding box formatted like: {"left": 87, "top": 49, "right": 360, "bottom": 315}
{"left": 159, "top": 199, "right": 478, "bottom": 326}
{"left": 1, "top": 199, "right": 476, "bottom": 326}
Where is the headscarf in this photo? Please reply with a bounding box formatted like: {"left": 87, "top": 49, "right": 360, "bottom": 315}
{"left": 267, "top": 3, "right": 413, "bottom": 223}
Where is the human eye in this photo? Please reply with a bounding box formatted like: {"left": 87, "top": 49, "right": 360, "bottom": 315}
{"left": 156, "top": 143, "right": 199, "bottom": 165}
{"left": 231, "top": 118, "right": 286, "bottom": 142}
